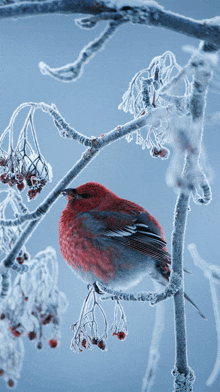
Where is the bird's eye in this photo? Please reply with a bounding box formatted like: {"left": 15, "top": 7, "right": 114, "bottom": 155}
{"left": 80, "top": 193, "right": 90, "bottom": 199}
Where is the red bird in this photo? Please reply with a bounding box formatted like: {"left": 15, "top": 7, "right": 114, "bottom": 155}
{"left": 59, "top": 181, "right": 205, "bottom": 318}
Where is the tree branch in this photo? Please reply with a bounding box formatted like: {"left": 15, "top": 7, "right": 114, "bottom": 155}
{"left": 97, "top": 272, "right": 182, "bottom": 304}
{"left": 0, "top": 1, "right": 220, "bottom": 48}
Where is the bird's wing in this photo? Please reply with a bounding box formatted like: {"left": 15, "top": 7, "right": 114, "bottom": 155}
{"left": 104, "top": 221, "right": 170, "bottom": 262}
{"left": 88, "top": 211, "right": 170, "bottom": 263}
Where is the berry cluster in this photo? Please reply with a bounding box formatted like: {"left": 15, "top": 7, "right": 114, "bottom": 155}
{"left": 0, "top": 151, "right": 51, "bottom": 201}
{"left": 71, "top": 288, "right": 128, "bottom": 353}
{"left": 80, "top": 337, "right": 106, "bottom": 352}
{"left": 29, "top": 306, "right": 59, "bottom": 350}
{"left": 0, "top": 103, "right": 52, "bottom": 201}
{"left": 16, "top": 249, "right": 29, "bottom": 265}
{"left": 118, "top": 51, "right": 190, "bottom": 160}
{"left": 150, "top": 146, "right": 169, "bottom": 160}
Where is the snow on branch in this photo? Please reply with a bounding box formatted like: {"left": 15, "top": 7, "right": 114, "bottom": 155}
{"left": 0, "top": 0, "right": 220, "bottom": 49}
{"left": 97, "top": 272, "right": 182, "bottom": 304}
{"left": 168, "top": 41, "right": 216, "bottom": 391}
{"left": 188, "top": 244, "right": 220, "bottom": 387}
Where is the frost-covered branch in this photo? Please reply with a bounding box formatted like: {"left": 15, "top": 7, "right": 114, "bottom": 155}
{"left": 39, "top": 19, "right": 125, "bottom": 82}
{"left": 188, "top": 244, "right": 220, "bottom": 387}
{"left": 170, "top": 42, "right": 214, "bottom": 392}
{"left": 0, "top": 1, "right": 220, "bottom": 49}
{"left": 98, "top": 272, "right": 182, "bottom": 304}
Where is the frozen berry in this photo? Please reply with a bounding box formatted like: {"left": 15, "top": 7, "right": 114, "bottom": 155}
{"left": 117, "top": 331, "right": 126, "bottom": 340}
{"left": 10, "top": 327, "right": 22, "bottom": 338}
{"left": 28, "top": 189, "right": 37, "bottom": 200}
{"left": 97, "top": 340, "right": 106, "bottom": 350}
{"left": 7, "top": 379, "right": 14, "bottom": 388}
{"left": 15, "top": 173, "right": 24, "bottom": 182}
{"left": 0, "top": 173, "right": 9, "bottom": 183}
{"left": 159, "top": 148, "right": 169, "bottom": 159}
{"left": 42, "top": 314, "right": 53, "bottom": 325}
{"left": 28, "top": 331, "right": 37, "bottom": 340}
{"left": 112, "top": 332, "right": 117, "bottom": 336}
{"left": 17, "top": 257, "right": 24, "bottom": 264}
{"left": 0, "top": 369, "right": 4, "bottom": 376}
{"left": 150, "top": 146, "right": 160, "bottom": 158}
{"left": 17, "top": 182, "right": 25, "bottom": 191}
{"left": 0, "top": 313, "right": 5, "bottom": 320}
{"left": 0, "top": 158, "right": 7, "bottom": 166}
{"left": 23, "top": 253, "right": 28, "bottom": 261}
{"left": 91, "top": 337, "right": 98, "bottom": 345}
{"left": 49, "top": 338, "right": 58, "bottom": 348}
{"left": 81, "top": 339, "right": 87, "bottom": 349}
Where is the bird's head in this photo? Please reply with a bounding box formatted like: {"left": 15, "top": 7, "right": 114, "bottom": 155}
{"left": 61, "top": 182, "right": 118, "bottom": 212}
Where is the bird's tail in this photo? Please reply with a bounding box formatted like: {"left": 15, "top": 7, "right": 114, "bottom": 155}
{"left": 184, "top": 292, "right": 207, "bottom": 320}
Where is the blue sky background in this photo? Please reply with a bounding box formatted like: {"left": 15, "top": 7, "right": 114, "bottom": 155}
{"left": 1, "top": 0, "right": 220, "bottom": 391}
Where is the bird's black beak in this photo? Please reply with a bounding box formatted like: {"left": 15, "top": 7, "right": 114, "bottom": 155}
{"left": 61, "top": 188, "right": 82, "bottom": 200}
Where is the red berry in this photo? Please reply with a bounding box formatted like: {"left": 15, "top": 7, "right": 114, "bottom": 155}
{"left": 159, "top": 148, "right": 169, "bottom": 159}
{"left": 42, "top": 314, "right": 53, "bottom": 325}
{"left": 117, "top": 331, "right": 126, "bottom": 340}
{"left": 0, "top": 313, "right": 5, "bottom": 320}
{"left": 112, "top": 332, "right": 117, "bottom": 336}
{"left": 91, "top": 337, "right": 98, "bottom": 345}
{"left": 97, "top": 340, "right": 106, "bottom": 350}
{"left": 16, "top": 257, "right": 24, "bottom": 264}
{"left": 10, "top": 328, "right": 22, "bottom": 338}
{"left": 15, "top": 173, "right": 24, "bottom": 182}
{"left": 0, "top": 173, "right": 9, "bottom": 183}
{"left": 28, "top": 189, "right": 37, "bottom": 200}
{"left": 49, "top": 338, "right": 58, "bottom": 348}
{"left": 17, "top": 182, "right": 25, "bottom": 191}
{"left": 0, "top": 158, "right": 7, "bottom": 166}
{"left": 0, "top": 369, "right": 4, "bottom": 376}
{"left": 7, "top": 379, "right": 14, "bottom": 388}
{"left": 28, "top": 331, "right": 37, "bottom": 340}
{"left": 81, "top": 338, "right": 87, "bottom": 349}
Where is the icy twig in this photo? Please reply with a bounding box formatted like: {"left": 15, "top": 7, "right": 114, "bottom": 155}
{"left": 70, "top": 286, "right": 108, "bottom": 352}
{"left": 188, "top": 244, "right": 220, "bottom": 386}
{"left": 39, "top": 20, "right": 124, "bottom": 82}
{"left": 39, "top": 103, "right": 92, "bottom": 146}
